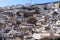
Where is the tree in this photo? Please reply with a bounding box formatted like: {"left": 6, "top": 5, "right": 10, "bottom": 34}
{"left": 27, "top": 17, "right": 37, "bottom": 25}
{"left": 45, "top": 26, "right": 51, "bottom": 30}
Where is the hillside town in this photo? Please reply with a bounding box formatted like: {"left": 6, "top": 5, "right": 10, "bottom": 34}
{"left": 0, "top": 1, "right": 60, "bottom": 40}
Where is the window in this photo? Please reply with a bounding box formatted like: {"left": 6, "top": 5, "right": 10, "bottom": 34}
{"left": 16, "top": 12, "right": 21, "bottom": 16}
{"left": 44, "top": 5, "right": 48, "bottom": 10}
{"left": 59, "top": 3, "right": 60, "bottom": 8}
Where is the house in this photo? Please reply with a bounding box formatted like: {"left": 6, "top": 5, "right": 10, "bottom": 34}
{"left": 15, "top": 37, "right": 21, "bottom": 40}
{"left": 32, "top": 32, "right": 42, "bottom": 40}
{"left": 33, "top": 14, "right": 45, "bottom": 22}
